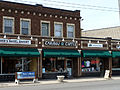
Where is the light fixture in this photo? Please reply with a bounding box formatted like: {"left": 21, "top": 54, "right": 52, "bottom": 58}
{"left": 51, "top": 38, "right": 54, "bottom": 41}
{"left": 30, "top": 37, "right": 33, "bottom": 40}
{"left": 97, "top": 41, "right": 99, "bottom": 43}
{"left": 109, "top": 51, "right": 112, "bottom": 54}
{"left": 105, "top": 41, "right": 108, "bottom": 44}
{"left": 78, "top": 50, "right": 81, "bottom": 53}
{"left": 17, "top": 36, "right": 20, "bottom": 39}
{"left": 89, "top": 40, "right": 91, "bottom": 43}
{"left": 35, "top": 38, "right": 38, "bottom": 41}
{"left": 42, "top": 39, "right": 44, "bottom": 41}
{"left": 72, "top": 38, "right": 75, "bottom": 42}
{"left": 62, "top": 38, "right": 64, "bottom": 41}
{"left": 4, "top": 35, "right": 6, "bottom": 38}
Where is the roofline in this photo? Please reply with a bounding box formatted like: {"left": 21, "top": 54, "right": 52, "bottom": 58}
{"left": 83, "top": 26, "right": 120, "bottom": 32}
{"left": 0, "top": 0, "right": 80, "bottom": 13}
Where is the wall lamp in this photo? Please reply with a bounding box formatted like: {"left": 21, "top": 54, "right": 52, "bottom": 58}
{"left": 51, "top": 37, "right": 54, "bottom": 41}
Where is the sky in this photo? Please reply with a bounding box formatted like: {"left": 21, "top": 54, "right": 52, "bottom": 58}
{"left": 4, "top": 0, "right": 120, "bottom": 30}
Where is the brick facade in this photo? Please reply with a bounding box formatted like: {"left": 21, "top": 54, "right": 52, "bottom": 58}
{"left": 0, "top": 1, "right": 81, "bottom": 39}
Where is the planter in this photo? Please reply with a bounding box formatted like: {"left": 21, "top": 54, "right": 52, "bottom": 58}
{"left": 57, "top": 76, "right": 65, "bottom": 82}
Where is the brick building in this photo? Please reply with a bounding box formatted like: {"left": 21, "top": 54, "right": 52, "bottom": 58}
{"left": 0, "top": 0, "right": 81, "bottom": 80}
{"left": 0, "top": 0, "right": 120, "bottom": 81}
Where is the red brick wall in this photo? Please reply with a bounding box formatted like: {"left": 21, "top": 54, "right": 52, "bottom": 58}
{"left": 0, "top": 1, "right": 81, "bottom": 38}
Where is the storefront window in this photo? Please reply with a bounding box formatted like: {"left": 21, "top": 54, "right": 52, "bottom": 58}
{"left": 42, "top": 57, "right": 73, "bottom": 73}
{"left": 112, "top": 58, "right": 120, "bottom": 70}
{"left": 82, "top": 58, "right": 101, "bottom": 72}
{"left": 2, "top": 57, "right": 37, "bottom": 74}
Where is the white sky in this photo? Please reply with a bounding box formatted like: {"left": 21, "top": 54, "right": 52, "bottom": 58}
{"left": 4, "top": 0, "right": 120, "bottom": 30}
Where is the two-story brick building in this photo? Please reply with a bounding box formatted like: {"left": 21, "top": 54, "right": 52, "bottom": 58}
{"left": 1, "top": 0, "right": 120, "bottom": 81}
{"left": 0, "top": 0, "right": 82, "bottom": 81}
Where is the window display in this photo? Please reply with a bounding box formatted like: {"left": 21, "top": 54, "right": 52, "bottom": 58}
{"left": 112, "top": 58, "right": 120, "bottom": 70}
{"left": 82, "top": 58, "right": 100, "bottom": 72}
{"left": 42, "top": 57, "right": 73, "bottom": 73}
{"left": 2, "top": 57, "right": 37, "bottom": 74}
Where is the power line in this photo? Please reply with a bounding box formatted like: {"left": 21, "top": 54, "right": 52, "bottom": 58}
{"left": 44, "top": 0, "right": 118, "bottom": 10}
{"left": 3, "top": 0, "right": 120, "bottom": 12}
{"left": 41, "top": 2, "right": 119, "bottom": 12}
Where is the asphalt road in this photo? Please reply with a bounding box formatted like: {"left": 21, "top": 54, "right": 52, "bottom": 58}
{"left": 0, "top": 79, "right": 120, "bottom": 90}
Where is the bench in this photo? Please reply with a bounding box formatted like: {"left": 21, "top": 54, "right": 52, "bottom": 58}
{"left": 15, "top": 72, "right": 37, "bottom": 84}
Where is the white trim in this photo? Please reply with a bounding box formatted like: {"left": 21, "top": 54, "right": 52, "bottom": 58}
{"left": 20, "top": 18, "right": 31, "bottom": 35}
{"left": 67, "top": 23, "right": 75, "bottom": 38}
{"left": 3, "top": 16, "right": 15, "bottom": 34}
{"left": 54, "top": 22, "right": 63, "bottom": 38}
{"left": 41, "top": 20, "right": 50, "bottom": 37}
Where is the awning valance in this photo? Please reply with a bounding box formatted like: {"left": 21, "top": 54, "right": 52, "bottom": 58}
{"left": 82, "top": 50, "right": 111, "bottom": 57}
{"left": 43, "top": 49, "right": 81, "bottom": 57}
{"left": 0, "top": 48, "right": 40, "bottom": 57}
{"left": 112, "top": 51, "right": 120, "bottom": 58}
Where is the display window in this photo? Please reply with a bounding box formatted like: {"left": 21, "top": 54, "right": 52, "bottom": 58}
{"left": 112, "top": 58, "right": 120, "bottom": 70}
{"left": 82, "top": 58, "right": 101, "bottom": 72}
{"left": 42, "top": 57, "right": 73, "bottom": 73}
{"left": 1, "top": 57, "right": 37, "bottom": 74}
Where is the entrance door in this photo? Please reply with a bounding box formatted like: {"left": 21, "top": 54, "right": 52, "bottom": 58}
{"left": 100, "top": 58, "right": 109, "bottom": 77}
{"left": 67, "top": 59, "right": 72, "bottom": 77}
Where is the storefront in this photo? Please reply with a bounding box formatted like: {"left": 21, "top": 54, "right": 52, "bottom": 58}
{"left": 80, "top": 38, "right": 112, "bottom": 77}
{"left": 81, "top": 50, "right": 111, "bottom": 77}
{"left": 0, "top": 37, "right": 40, "bottom": 81}
{"left": 0, "top": 48, "right": 40, "bottom": 81}
{"left": 112, "top": 51, "right": 120, "bottom": 75}
{"left": 41, "top": 39, "right": 81, "bottom": 79}
{"left": 111, "top": 40, "right": 120, "bottom": 76}
{"left": 42, "top": 49, "right": 81, "bottom": 79}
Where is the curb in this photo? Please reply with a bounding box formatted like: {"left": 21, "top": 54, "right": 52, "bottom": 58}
{"left": 0, "top": 77, "right": 119, "bottom": 88}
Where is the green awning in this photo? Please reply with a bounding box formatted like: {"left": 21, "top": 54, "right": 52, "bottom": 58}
{"left": 0, "top": 48, "right": 40, "bottom": 57}
{"left": 112, "top": 51, "right": 120, "bottom": 58}
{"left": 82, "top": 50, "right": 111, "bottom": 57}
{"left": 43, "top": 49, "right": 81, "bottom": 57}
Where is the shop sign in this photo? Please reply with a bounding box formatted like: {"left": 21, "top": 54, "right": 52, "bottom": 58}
{"left": 0, "top": 38, "right": 31, "bottom": 45}
{"left": 17, "top": 72, "right": 35, "bottom": 80}
{"left": 44, "top": 41, "right": 76, "bottom": 47}
{"left": 104, "top": 70, "right": 110, "bottom": 79}
{"left": 88, "top": 43, "right": 103, "bottom": 48}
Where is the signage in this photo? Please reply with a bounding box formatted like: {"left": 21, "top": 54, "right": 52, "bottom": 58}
{"left": 17, "top": 72, "right": 35, "bottom": 80}
{"left": 88, "top": 43, "right": 103, "bottom": 48}
{"left": 104, "top": 70, "right": 110, "bottom": 79}
{"left": 0, "top": 38, "right": 31, "bottom": 45}
{"left": 44, "top": 41, "right": 76, "bottom": 47}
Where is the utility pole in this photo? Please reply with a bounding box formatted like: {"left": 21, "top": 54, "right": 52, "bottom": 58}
{"left": 118, "top": 0, "right": 120, "bottom": 21}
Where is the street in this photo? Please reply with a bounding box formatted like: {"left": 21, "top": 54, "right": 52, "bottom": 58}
{"left": 0, "top": 79, "right": 120, "bottom": 90}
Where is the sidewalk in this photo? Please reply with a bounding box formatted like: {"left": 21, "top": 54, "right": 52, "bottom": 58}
{"left": 0, "top": 76, "right": 120, "bottom": 88}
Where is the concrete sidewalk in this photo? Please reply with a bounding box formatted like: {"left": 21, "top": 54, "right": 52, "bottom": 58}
{"left": 0, "top": 76, "right": 120, "bottom": 88}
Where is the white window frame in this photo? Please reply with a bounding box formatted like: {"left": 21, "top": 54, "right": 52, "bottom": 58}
{"left": 3, "top": 16, "right": 14, "bottom": 34}
{"left": 54, "top": 22, "right": 63, "bottom": 38}
{"left": 41, "top": 20, "right": 50, "bottom": 37}
{"left": 20, "top": 18, "right": 31, "bottom": 35}
{"left": 67, "top": 23, "right": 75, "bottom": 38}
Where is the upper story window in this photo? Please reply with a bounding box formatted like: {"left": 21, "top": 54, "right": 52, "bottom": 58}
{"left": 54, "top": 22, "right": 63, "bottom": 37}
{"left": 20, "top": 18, "right": 31, "bottom": 35}
{"left": 3, "top": 16, "right": 14, "bottom": 34}
{"left": 41, "top": 21, "right": 50, "bottom": 36}
{"left": 67, "top": 24, "right": 75, "bottom": 38}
